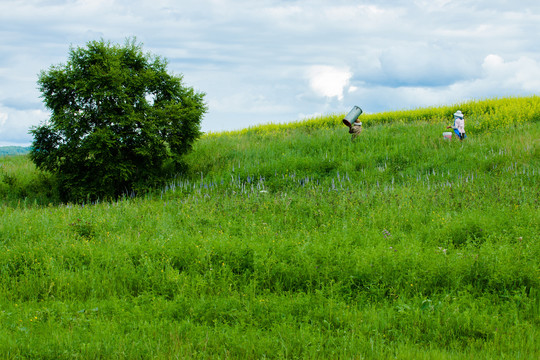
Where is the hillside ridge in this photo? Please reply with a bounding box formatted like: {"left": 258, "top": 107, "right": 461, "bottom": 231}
{"left": 0, "top": 146, "right": 31, "bottom": 156}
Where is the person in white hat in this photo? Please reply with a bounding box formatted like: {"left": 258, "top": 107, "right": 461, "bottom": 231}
{"left": 349, "top": 119, "right": 363, "bottom": 141}
{"left": 447, "top": 110, "right": 467, "bottom": 140}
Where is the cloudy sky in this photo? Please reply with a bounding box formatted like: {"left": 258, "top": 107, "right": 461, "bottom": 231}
{"left": 1, "top": 0, "right": 539, "bottom": 146}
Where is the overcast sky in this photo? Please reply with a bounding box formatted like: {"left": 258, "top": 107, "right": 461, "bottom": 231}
{"left": 1, "top": 0, "right": 539, "bottom": 146}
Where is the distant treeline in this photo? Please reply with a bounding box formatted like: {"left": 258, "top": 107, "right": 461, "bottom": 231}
{"left": 0, "top": 146, "right": 31, "bottom": 156}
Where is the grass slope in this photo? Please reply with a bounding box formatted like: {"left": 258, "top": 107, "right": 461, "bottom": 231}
{"left": 0, "top": 96, "right": 539, "bottom": 359}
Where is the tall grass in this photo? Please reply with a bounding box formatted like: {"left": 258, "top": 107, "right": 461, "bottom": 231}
{"left": 0, "top": 155, "right": 59, "bottom": 205}
{"left": 0, "top": 96, "right": 538, "bottom": 358}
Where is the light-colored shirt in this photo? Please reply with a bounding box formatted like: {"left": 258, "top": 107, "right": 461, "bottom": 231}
{"left": 453, "top": 117, "right": 465, "bottom": 133}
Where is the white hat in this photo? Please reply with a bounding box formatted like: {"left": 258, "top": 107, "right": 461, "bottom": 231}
{"left": 454, "top": 110, "right": 464, "bottom": 118}
{"left": 354, "top": 120, "right": 362, "bottom": 125}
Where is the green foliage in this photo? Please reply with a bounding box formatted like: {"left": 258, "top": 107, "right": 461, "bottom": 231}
{"left": 1, "top": 97, "right": 539, "bottom": 358}
{"left": 30, "top": 38, "right": 206, "bottom": 202}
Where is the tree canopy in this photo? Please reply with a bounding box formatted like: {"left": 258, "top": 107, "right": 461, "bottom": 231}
{"left": 30, "top": 38, "right": 206, "bottom": 202}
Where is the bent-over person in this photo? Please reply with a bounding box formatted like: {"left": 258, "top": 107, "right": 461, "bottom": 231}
{"left": 349, "top": 120, "right": 363, "bottom": 141}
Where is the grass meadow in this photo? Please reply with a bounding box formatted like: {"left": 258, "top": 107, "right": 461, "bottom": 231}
{"left": 0, "top": 96, "right": 539, "bottom": 358}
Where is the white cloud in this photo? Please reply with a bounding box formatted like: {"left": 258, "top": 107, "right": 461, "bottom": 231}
{"left": 373, "top": 45, "right": 477, "bottom": 87}
{"left": 0, "top": 106, "right": 48, "bottom": 146}
{"left": 482, "top": 54, "right": 505, "bottom": 70}
{"left": 307, "top": 65, "right": 352, "bottom": 101}
{"left": 0, "top": 111, "right": 7, "bottom": 129}
{"left": 343, "top": 53, "right": 540, "bottom": 115}
{"left": 481, "top": 54, "right": 540, "bottom": 92}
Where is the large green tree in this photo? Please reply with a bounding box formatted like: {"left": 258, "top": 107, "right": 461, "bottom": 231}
{"left": 30, "top": 39, "right": 206, "bottom": 202}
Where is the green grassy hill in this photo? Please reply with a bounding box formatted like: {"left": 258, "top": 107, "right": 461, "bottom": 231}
{"left": 0, "top": 96, "right": 538, "bottom": 358}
